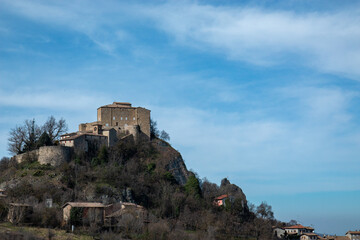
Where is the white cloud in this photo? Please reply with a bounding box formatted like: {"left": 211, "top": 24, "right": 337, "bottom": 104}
{"left": 151, "top": 84, "right": 360, "bottom": 194}
{"left": 3, "top": 1, "right": 360, "bottom": 78}
{"left": 141, "top": 3, "right": 360, "bottom": 78}
{"left": 0, "top": 88, "right": 110, "bottom": 111}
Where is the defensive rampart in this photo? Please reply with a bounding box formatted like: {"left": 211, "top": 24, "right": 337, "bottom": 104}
{"left": 14, "top": 146, "right": 72, "bottom": 166}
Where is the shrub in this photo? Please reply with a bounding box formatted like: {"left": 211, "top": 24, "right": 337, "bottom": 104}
{"left": 184, "top": 175, "right": 202, "bottom": 198}
{"left": 70, "top": 207, "right": 84, "bottom": 226}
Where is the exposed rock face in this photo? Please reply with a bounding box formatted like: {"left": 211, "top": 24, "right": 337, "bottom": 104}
{"left": 220, "top": 178, "right": 247, "bottom": 202}
{"left": 166, "top": 155, "right": 189, "bottom": 185}
{"left": 153, "top": 139, "right": 189, "bottom": 185}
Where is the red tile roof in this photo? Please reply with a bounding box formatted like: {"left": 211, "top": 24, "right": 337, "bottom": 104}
{"left": 285, "top": 224, "right": 314, "bottom": 230}
{"left": 347, "top": 231, "right": 360, "bottom": 235}
{"left": 215, "top": 194, "right": 228, "bottom": 200}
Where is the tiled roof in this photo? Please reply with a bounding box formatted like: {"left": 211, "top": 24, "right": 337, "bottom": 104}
{"left": 301, "top": 233, "right": 318, "bottom": 236}
{"left": 347, "top": 231, "right": 360, "bottom": 235}
{"left": 99, "top": 102, "right": 134, "bottom": 109}
{"left": 285, "top": 224, "right": 314, "bottom": 230}
{"left": 62, "top": 202, "right": 105, "bottom": 208}
{"left": 215, "top": 194, "right": 228, "bottom": 200}
{"left": 9, "top": 203, "right": 31, "bottom": 207}
{"left": 60, "top": 133, "right": 106, "bottom": 141}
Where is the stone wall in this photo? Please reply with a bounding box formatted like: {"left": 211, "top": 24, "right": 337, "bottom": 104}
{"left": 38, "top": 146, "right": 72, "bottom": 166}
{"left": 15, "top": 146, "right": 72, "bottom": 167}
{"left": 136, "top": 107, "right": 151, "bottom": 138}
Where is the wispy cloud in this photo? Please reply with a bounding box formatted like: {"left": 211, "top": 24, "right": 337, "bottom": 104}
{"left": 2, "top": 1, "right": 360, "bottom": 78}
{"left": 140, "top": 3, "right": 360, "bottom": 78}
{"left": 0, "top": 88, "right": 110, "bottom": 111}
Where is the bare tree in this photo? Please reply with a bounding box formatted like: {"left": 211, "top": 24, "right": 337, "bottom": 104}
{"left": 8, "top": 116, "right": 67, "bottom": 155}
{"left": 42, "top": 116, "right": 68, "bottom": 142}
{"left": 8, "top": 119, "right": 41, "bottom": 154}
{"left": 160, "top": 130, "right": 170, "bottom": 141}
{"left": 256, "top": 202, "right": 274, "bottom": 220}
{"left": 8, "top": 125, "right": 26, "bottom": 154}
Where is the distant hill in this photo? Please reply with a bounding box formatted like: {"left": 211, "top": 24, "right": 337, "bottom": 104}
{"left": 0, "top": 136, "right": 276, "bottom": 239}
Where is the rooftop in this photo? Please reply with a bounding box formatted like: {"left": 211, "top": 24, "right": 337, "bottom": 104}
{"left": 60, "top": 132, "right": 107, "bottom": 141}
{"left": 62, "top": 202, "right": 105, "bottom": 208}
{"left": 215, "top": 194, "right": 229, "bottom": 200}
{"left": 347, "top": 231, "right": 360, "bottom": 235}
{"left": 98, "top": 102, "right": 134, "bottom": 109}
{"left": 285, "top": 224, "right": 314, "bottom": 230}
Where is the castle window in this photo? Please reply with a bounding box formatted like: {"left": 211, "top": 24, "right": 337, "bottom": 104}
{"left": 116, "top": 122, "right": 118, "bottom": 126}
{"left": 125, "top": 117, "right": 128, "bottom": 120}
{"left": 106, "top": 123, "right": 109, "bottom": 126}
{"left": 113, "top": 117, "right": 115, "bottom": 120}
{"left": 121, "top": 117, "right": 123, "bottom": 120}
{"left": 133, "top": 117, "right": 135, "bottom": 120}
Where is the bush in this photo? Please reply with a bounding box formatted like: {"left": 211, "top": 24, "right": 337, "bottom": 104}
{"left": 184, "top": 175, "right": 202, "bottom": 198}
{"left": 70, "top": 207, "right": 84, "bottom": 226}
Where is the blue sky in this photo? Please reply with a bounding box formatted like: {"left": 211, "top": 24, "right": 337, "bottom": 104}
{"left": 1, "top": 0, "right": 360, "bottom": 235}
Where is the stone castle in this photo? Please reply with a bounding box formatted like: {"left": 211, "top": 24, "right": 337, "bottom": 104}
{"left": 60, "top": 102, "right": 151, "bottom": 153}
{"left": 15, "top": 102, "right": 151, "bottom": 166}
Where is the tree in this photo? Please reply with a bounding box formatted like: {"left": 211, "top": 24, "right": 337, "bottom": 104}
{"left": 36, "top": 132, "right": 52, "bottom": 148}
{"left": 256, "top": 201, "right": 274, "bottom": 220}
{"left": 184, "top": 175, "right": 202, "bottom": 198}
{"left": 160, "top": 130, "right": 170, "bottom": 141}
{"left": 8, "top": 119, "right": 42, "bottom": 154}
{"left": 150, "top": 118, "right": 159, "bottom": 139}
{"left": 8, "top": 116, "right": 67, "bottom": 155}
{"left": 8, "top": 126, "right": 26, "bottom": 154}
{"left": 42, "top": 116, "right": 68, "bottom": 142}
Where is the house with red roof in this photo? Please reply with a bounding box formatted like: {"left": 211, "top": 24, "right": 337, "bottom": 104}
{"left": 284, "top": 224, "right": 315, "bottom": 235}
{"left": 346, "top": 231, "right": 360, "bottom": 240}
{"left": 214, "top": 194, "right": 234, "bottom": 207}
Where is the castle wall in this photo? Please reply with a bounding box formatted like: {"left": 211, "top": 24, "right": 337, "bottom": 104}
{"left": 15, "top": 146, "right": 72, "bottom": 166}
{"left": 38, "top": 146, "right": 72, "bottom": 166}
{"left": 135, "top": 107, "right": 150, "bottom": 138}
{"left": 98, "top": 107, "right": 137, "bottom": 127}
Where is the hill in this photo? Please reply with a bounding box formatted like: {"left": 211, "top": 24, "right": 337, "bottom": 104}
{"left": 0, "top": 137, "right": 275, "bottom": 239}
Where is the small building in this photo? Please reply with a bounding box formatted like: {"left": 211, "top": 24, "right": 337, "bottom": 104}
{"left": 214, "top": 194, "right": 233, "bottom": 207}
{"left": 346, "top": 231, "right": 360, "bottom": 240}
{"left": 7, "top": 203, "right": 33, "bottom": 224}
{"left": 273, "top": 227, "right": 286, "bottom": 238}
{"left": 301, "top": 233, "right": 319, "bottom": 240}
{"left": 105, "top": 202, "right": 148, "bottom": 228}
{"left": 60, "top": 133, "right": 108, "bottom": 153}
{"left": 62, "top": 202, "right": 105, "bottom": 226}
{"left": 284, "top": 224, "right": 314, "bottom": 235}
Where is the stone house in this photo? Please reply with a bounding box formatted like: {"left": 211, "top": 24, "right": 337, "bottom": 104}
{"left": 62, "top": 202, "right": 106, "bottom": 226}
{"left": 301, "top": 233, "right": 319, "bottom": 240}
{"left": 105, "top": 202, "right": 148, "bottom": 228}
{"left": 284, "top": 224, "right": 314, "bottom": 235}
{"left": 7, "top": 203, "right": 33, "bottom": 224}
{"left": 60, "top": 133, "right": 108, "bottom": 154}
{"left": 346, "top": 231, "right": 360, "bottom": 240}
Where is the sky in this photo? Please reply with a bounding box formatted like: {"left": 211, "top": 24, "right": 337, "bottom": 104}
{"left": 1, "top": 0, "right": 360, "bottom": 235}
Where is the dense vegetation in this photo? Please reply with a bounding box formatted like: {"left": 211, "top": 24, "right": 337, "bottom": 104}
{"left": 0, "top": 134, "right": 280, "bottom": 239}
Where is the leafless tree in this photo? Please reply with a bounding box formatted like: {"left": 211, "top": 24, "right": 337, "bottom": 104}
{"left": 42, "top": 116, "right": 68, "bottom": 142}
{"left": 8, "top": 116, "right": 67, "bottom": 155}
{"left": 8, "top": 119, "right": 41, "bottom": 155}
{"left": 8, "top": 125, "right": 26, "bottom": 154}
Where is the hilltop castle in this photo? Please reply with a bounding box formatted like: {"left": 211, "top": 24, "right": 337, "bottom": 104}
{"left": 60, "top": 102, "right": 151, "bottom": 153}
{"left": 15, "top": 102, "right": 151, "bottom": 166}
